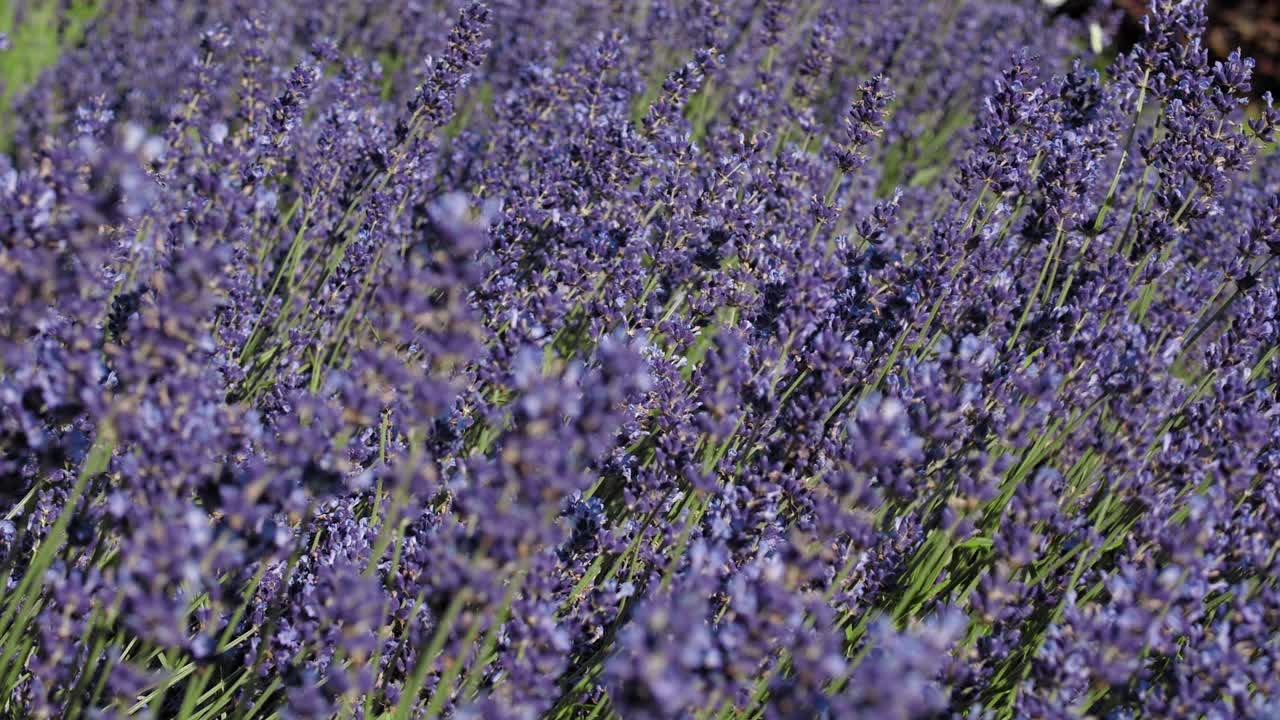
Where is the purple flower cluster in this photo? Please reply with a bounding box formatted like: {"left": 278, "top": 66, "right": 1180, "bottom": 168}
{"left": 3, "top": 0, "right": 1280, "bottom": 718}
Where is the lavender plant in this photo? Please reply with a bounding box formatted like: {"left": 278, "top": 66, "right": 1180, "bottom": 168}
{"left": 2, "top": 0, "right": 1280, "bottom": 718}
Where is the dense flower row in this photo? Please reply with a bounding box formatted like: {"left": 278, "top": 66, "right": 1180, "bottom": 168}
{"left": 2, "top": 0, "right": 1279, "bottom": 717}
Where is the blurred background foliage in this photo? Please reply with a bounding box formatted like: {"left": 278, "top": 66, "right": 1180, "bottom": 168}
{"left": 0, "top": 0, "right": 99, "bottom": 151}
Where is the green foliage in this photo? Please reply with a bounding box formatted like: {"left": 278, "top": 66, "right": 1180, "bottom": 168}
{"left": 0, "top": 0, "right": 99, "bottom": 151}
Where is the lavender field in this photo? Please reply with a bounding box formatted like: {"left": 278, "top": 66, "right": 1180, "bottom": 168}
{"left": 2, "top": 0, "right": 1279, "bottom": 717}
